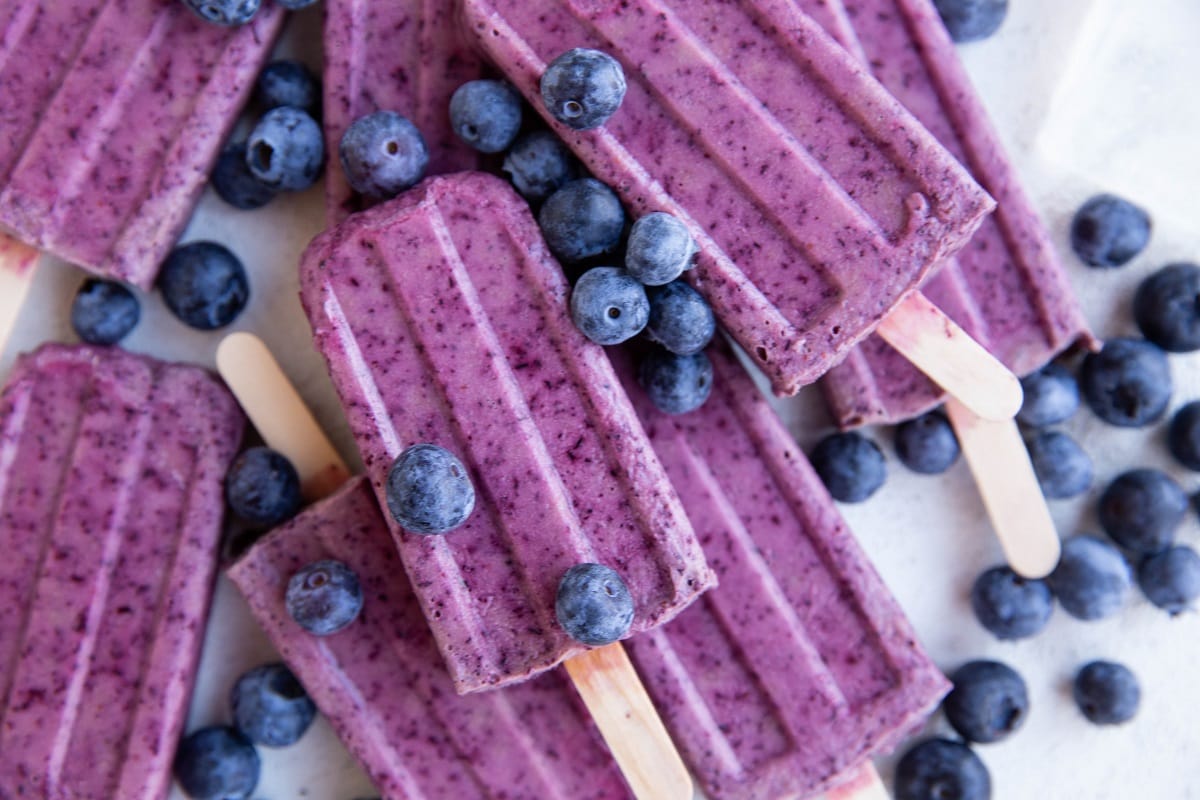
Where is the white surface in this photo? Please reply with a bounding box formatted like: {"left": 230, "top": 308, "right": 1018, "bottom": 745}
{"left": 2, "top": 2, "right": 1197, "bottom": 798}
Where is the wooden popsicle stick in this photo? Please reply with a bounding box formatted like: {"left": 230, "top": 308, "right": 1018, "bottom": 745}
{"left": 945, "top": 398, "right": 1061, "bottom": 578}
{"left": 565, "top": 643, "right": 693, "bottom": 800}
{"left": 821, "top": 763, "right": 890, "bottom": 800}
{"left": 216, "top": 332, "right": 351, "bottom": 501}
{"left": 878, "top": 292, "right": 1023, "bottom": 422}
{"left": 0, "top": 236, "right": 39, "bottom": 355}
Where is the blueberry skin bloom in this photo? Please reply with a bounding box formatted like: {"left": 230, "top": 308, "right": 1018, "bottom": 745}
{"left": 810, "top": 432, "right": 886, "bottom": 504}
{"left": 71, "top": 279, "right": 140, "bottom": 345}
{"left": 645, "top": 280, "right": 715, "bottom": 356}
{"left": 211, "top": 143, "right": 277, "bottom": 210}
{"left": 1025, "top": 430, "right": 1093, "bottom": 499}
{"left": 1073, "top": 660, "right": 1140, "bottom": 725}
{"left": 541, "top": 48, "right": 627, "bottom": 130}
{"left": 943, "top": 660, "right": 1030, "bottom": 744}
{"left": 555, "top": 563, "right": 635, "bottom": 646}
{"left": 894, "top": 411, "right": 960, "bottom": 475}
{"left": 1049, "top": 535, "right": 1131, "bottom": 621}
{"left": 1098, "top": 468, "right": 1187, "bottom": 555}
{"left": 538, "top": 178, "right": 626, "bottom": 262}
{"left": 503, "top": 130, "right": 578, "bottom": 204}
{"left": 932, "top": 0, "right": 1008, "bottom": 43}
{"left": 625, "top": 212, "right": 698, "bottom": 286}
{"left": 1134, "top": 263, "right": 1200, "bottom": 352}
{"left": 1137, "top": 545, "right": 1200, "bottom": 615}
{"left": 970, "top": 565, "right": 1053, "bottom": 641}
{"left": 173, "top": 726, "right": 260, "bottom": 800}
{"left": 895, "top": 739, "right": 991, "bottom": 800}
{"left": 1168, "top": 401, "right": 1200, "bottom": 470}
{"left": 340, "top": 111, "right": 429, "bottom": 199}
{"left": 158, "top": 241, "right": 249, "bottom": 330}
{"left": 1079, "top": 338, "right": 1172, "bottom": 428}
{"left": 449, "top": 80, "right": 523, "bottom": 153}
{"left": 246, "top": 106, "right": 324, "bottom": 191}
{"left": 256, "top": 60, "right": 320, "bottom": 115}
{"left": 181, "top": 0, "right": 260, "bottom": 26}
{"left": 286, "top": 560, "right": 364, "bottom": 636}
{"left": 225, "top": 447, "right": 303, "bottom": 528}
{"left": 1017, "top": 364, "right": 1079, "bottom": 427}
{"left": 1070, "top": 193, "right": 1152, "bottom": 269}
{"left": 231, "top": 662, "right": 317, "bottom": 747}
{"left": 386, "top": 444, "right": 476, "bottom": 535}
{"left": 571, "top": 267, "right": 650, "bottom": 346}
{"left": 637, "top": 349, "right": 713, "bottom": 415}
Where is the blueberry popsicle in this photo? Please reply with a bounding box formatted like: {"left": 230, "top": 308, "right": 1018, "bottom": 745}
{"left": 0, "top": 343, "right": 245, "bottom": 798}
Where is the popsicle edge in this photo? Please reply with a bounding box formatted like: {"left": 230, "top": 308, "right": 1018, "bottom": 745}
{"left": 0, "top": 235, "right": 38, "bottom": 356}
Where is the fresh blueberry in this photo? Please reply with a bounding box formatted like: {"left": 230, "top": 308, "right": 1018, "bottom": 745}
{"left": 246, "top": 106, "right": 324, "bottom": 191}
{"left": 540, "top": 48, "right": 627, "bottom": 130}
{"left": 1137, "top": 545, "right": 1200, "bottom": 614}
{"left": 943, "top": 660, "right": 1029, "bottom": 744}
{"left": 1079, "top": 338, "right": 1172, "bottom": 427}
{"left": 1069, "top": 193, "right": 1151, "bottom": 269}
{"left": 70, "top": 279, "right": 140, "bottom": 345}
{"left": 1073, "top": 660, "right": 1140, "bottom": 725}
{"left": 1133, "top": 263, "right": 1200, "bottom": 352}
{"left": 211, "top": 143, "right": 277, "bottom": 210}
{"left": 637, "top": 349, "right": 713, "bottom": 415}
{"left": 555, "top": 563, "right": 635, "bottom": 646}
{"left": 1048, "top": 535, "right": 1131, "bottom": 621}
{"left": 644, "top": 281, "right": 715, "bottom": 356}
{"left": 385, "top": 444, "right": 475, "bottom": 535}
{"left": 1098, "top": 468, "right": 1187, "bottom": 554}
{"left": 339, "top": 111, "right": 429, "bottom": 199}
{"left": 502, "top": 130, "right": 578, "bottom": 203}
{"left": 894, "top": 739, "right": 991, "bottom": 800}
{"left": 538, "top": 178, "right": 626, "bottom": 262}
{"left": 1017, "top": 364, "right": 1079, "bottom": 428}
{"left": 970, "top": 566, "right": 1054, "bottom": 641}
{"left": 173, "top": 726, "right": 260, "bottom": 800}
{"left": 624, "top": 212, "right": 698, "bottom": 286}
{"left": 932, "top": 0, "right": 1007, "bottom": 43}
{"left": 894, "top": 411, "right": 960, "bottom": 475}
{"left": 180, "top": 0, "right": 260, "bottom": 26}
{"left": 225, "top": 447, "right": 303, "bottom": 528}
{"left": 158, "top": 241, "right": 249, "bottom": 330}
{"left": 230, "top": 663, "right": 317, "bottom": 747}
{"left": 256, "top": 60, "right": 320, "bottom": 115}
{"left": 1168, "top": 401, "right": 1200, "bottom": 470}
{"left": 449, "top": 80, "right": 523, "bottom": 153}
{"left": 286, "top": 560, "right": 364, "bottom": 636}
{"left": 571, "top": 267, "right": 650, "bottom": 345}
{"left": 1025, "top": 430, "right": 1093, "bottom": 499}
{"left": 810, "top": 432, "right": 886, "bottom": 504}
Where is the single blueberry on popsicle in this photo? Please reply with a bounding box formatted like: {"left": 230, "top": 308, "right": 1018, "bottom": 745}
{"left": 1070, "top": 193, "right": 1152, "bottom": 269}
{"left": 810, "top": 432, "right": 886, "bottom": 503}
{"left": 541, "top": 48, "right": 627, "bottom": 130}
{"left": 180, "top": 0, "right": 260, "bottom": 26}
{"left": 555, "top": 563, "right": 635, "bottom": 646}
{"left": 158, "top": 241, "right": 250, "bottom": 330}
{"left": 1017, "top": 364, "right": 1080, "bottom": 428}
{"left": 1049, "top": 536, "right": 1131, "bottom": 621}
{"left": 1080, "top": 338, "right": 1171, "bottom": 427}
{"left": 932, "top": 0, "right": 1008, "bottom": 43}
{"left": 943, "top": 660, "right": 1029, "bottom": 744}
{"left": 625, "top": 212, "right": 698, "bottom": 286}
{"left": 637, "top": 348, "right": 713, "bottom": 415}
{"left": 894, "top": 411, "right": 960, "bottom": 475}
{"left": 231, "top": 663, "right": 317, "bottom": 747}
{"left": 173, "top": 726, "right": 260, "bottom": 800}
{"left": 571, "top": 267, "right": 650, "bottom": 345}
{"left": 286, "top": 560, "right": 364, "bottom": 636}
{"left": 70, "top": 279, "right": 140, "bottom": 345}
{"left": 1133, "top": 263, "right": 1200, "bottom": 352}
{"left": 225, "top": 447, "right": 303, "bottom": 528}
{"left": 385, "top": 444, "right": 476, "bottom": 535}
{"left": 1026, "top": 430, "right": 1093, "bottom": 499}
{"left": 645, "top": 281, "right": 715, "bottom": 356}
{"left": 1073, "top": 661, "right": 1140, "bottom": 725}
{"left": 246, "top": 106, "right": 324, "bottom": 191}
{"left": 894, "top": 739, "right": 991, "bottom": 800}
{"left": 1168, "top": 401, "right": 1200, "bottom": 470}
{"left": 538, "top": 178, "right": 626, "bottom": 261}
{"left": 211, "top": 143, "right": 277, "bottom": 210}
{"left": 256, "top": 60, "right": 320, "bottom": 115}
{"left": 502, "top": 130, "right": 578, "bottom": 203}
{"left": 450, "top": 80, "right": 523, "bottom": 153}
{"left": 971, "top": 566, "right": 1053, "bottom": 641}
{"left": 1137, "top": 545, "right": 1200, "bottom": 615}
{"left": 1098, "top": 468, "right": 1187, "bottom": 555}
{"left": 339, "top": 111, "right": 430, "bottom": 199}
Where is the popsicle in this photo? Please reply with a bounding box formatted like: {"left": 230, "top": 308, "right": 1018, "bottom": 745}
{"left": 300, "top": 171, "right": 715, "bottom": 694}
{"left": 457, "top": 0, "right": 1016, "bottom": 412}
{"left": 612, "top": 343, "right": 949, "bottom": 800}
{"left": 0, "top": 343, "right": 245, "bottom": 798}
{"left": 0, "top": 0, "right": 284, "bottom": 291}
{"left": 323, "top": 0, "right": 486, "bottom": 223}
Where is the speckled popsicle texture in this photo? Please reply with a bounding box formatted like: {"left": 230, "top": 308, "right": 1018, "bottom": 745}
{"left": 228, "top": 477, "right": 633, "bottom": 800}
{"left": 300, "top": 172, "right": 715, "bottom": 693}
{"left": 0, "top": 0, "right": 283, "bottom": 288}
{"left": 0, "top": 343, "right": 245, "bottom": 798}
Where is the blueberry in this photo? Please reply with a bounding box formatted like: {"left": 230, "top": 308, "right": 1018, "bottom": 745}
{"left": 894, "top": 411, "right": 960, "bottom": 475}
{"left": 339, "top": 111, "right": 429, "bottom": 199}
{"left": 449, "top": 80, "right": 523, "bottom": 153}
{"left": 286, "top": 560, "right": 364, "bottom": 636}
{"left": 1079, "top": 338, "right": 1171, "bottom": 427}
{"left": 246, "top": 106, "right": 324, "bottom": 191}
{"left": 810, "top": 432, "right": 886, "bottom": 503}
{"left": 538, "top": 178, "right": 625, "bottom": 262}
{"left": 970, "top": 566, "right": 1053, "bottom": 641}
{"left": 637, "top": 349, "right": 713, "bottom": 415}
{"left": 231, "top": 663, "right": 317, "bottom": 747}
{"left": 1073, "top": 660, "right": 1140, "bottom": 725}
{"left": 1017, "top": 364, "right": 1079, "bottom": 428}
{"left": 173, "top": 726, "right": 260, "bottom": 800}
{"left": 1137, "top": 545, "right": 1200, "bottom": 614}
{"left": 1025, "top": 430, "right": 1093, "bottom": 499}
{"left": 502, "top": 130, "right": 578, "bottom": 203}
{"left": 70, "top": 279, "right": 139, "bottom": 345}
{"left": 180, "top": 0, "right": 260, "bottom": 26}
{"left": 932, "top": 0, "right": 1007, "bottom": 43}
{"left": 211, "top": 143, "right": 276, "bottom": 210}
{"left": 1098, "top": 468, "right": 1187, "bottom": 555}
{"left": 1133, "top": 263, "right": 1200, "bottom": 352}
{"left": 571, "top": 267, "right": 650, "bottom": 345}
{"left": 625, "top": 212, "right": 698, "bottom": 286}
{"left": 385, "top": 444, "right": 475, "bottom": 535}
{"left": 540, "top": 48, "right": 627, "bottom": 130}
{"left": 158, "top": 241, "right": 249, "bottom": 330}
{"left": 894, "top": 739, "right": 991, "bottom": 800}
{"left": 275, "top": 0, "right": 319, "bottom": 9}
{"left": 225, "top": 447, "right": 303, "bottom": 528}
{"left": 943, "top": 660, "right": 1029, "bottom": 744}
{"left": 1069, "top": 193, "right": 1151, "bottom": 269}
{"left": 1048, "top": 535, "right": 1131, "bottom": 621}
{"left": 256, "top": 60, "right": 320, "bottom": 115}
{"left": 1168, "top": 401, "right": 1200, "bottom": 470}
{"left": 644, "top": 280, "right": 715, "bottom": 355}
{"left": 555, "top": 563, "right": 635, "bottom": 646}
